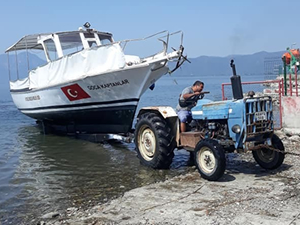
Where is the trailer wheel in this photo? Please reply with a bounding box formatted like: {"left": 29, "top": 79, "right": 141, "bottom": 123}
{"left": 194, "top": 139, "right": 226, "bottom": 181}
{"left": 252, "top": 134, "right": 285, "bottom": 170}
{"left": 135, "top": 112, "right": 175, "bottom": 169}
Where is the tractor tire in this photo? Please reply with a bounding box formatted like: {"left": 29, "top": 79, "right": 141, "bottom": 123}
{"left": 135, "top": 112, "right": 176, "bottom": 169}
{"left": 252, "top": 134, "right": 285, "bottom": 170}
{"left": 194, "top": 139, "right": 226, "bottom": 181}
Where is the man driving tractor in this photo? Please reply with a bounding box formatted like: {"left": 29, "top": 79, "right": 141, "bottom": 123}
{"left": 176, "top": 81, "right": 204, "bottom": 132}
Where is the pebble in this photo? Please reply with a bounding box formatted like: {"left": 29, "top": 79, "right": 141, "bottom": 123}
{"left": 289, "top": 135, "right": 300, "bottom": 142}
{"left": 37, "top": 221, "right": 46, "bottom": 225}
{"left": 41, "top": 211, "right": 60, "bottom": 219}
{"left": 67, "top": 207, "right": 77, "bottom": 211}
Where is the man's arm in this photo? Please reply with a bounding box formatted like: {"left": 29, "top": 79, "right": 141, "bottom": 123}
{"left": 182, "top": 91, "right": 209, "bottom": 100}
{"left": 182, "top": 92, "right": 201, "bottom": 99}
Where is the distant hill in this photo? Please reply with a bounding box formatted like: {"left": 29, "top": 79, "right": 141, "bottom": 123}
{"left": 0, "top": 50, "right": 284, "bottom": 100}
{"left": 171, "top": 51, "right": 285, "bottom": 77}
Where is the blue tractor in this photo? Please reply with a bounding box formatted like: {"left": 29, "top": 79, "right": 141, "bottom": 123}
{"left": 134, "top": 60, "right": 285, "bottom": 181}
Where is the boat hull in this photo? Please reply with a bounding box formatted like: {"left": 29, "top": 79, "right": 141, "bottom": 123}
{"left": 37, "top": 104, "right": 137, "bottom": 134}
{"left": 11, "top": 62, "right": 168, "bottom": 134}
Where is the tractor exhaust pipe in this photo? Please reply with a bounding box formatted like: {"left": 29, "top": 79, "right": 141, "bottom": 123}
{"left": 230, "top": 59, "right": 243, "bottom": 100}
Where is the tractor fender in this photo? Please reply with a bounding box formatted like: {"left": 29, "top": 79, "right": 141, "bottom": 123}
{"left": 137, "top": 106, "right": 177, "bottom": 119}
{"left": 137, "top": 106, "right": 180, "bottom": 146}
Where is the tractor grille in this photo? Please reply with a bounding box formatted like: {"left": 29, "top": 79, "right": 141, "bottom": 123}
{"left": 245, "top": 96, "right": 273, "bottom": 135}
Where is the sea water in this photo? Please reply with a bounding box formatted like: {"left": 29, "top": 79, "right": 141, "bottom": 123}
{"left": 0, "top": 74, "right": 266, "bottom": 224}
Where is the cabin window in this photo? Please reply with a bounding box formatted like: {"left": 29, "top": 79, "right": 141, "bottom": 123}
{"left": 59, "top": 33, "right": 83, "bottom": 56}
{"left": 98, "top": 34, "right": 112, "bottom": 45}
{"left": 44, "top": 39, "right": 58, "bottom": 61}
{"left": 88, "top": 41, "right": 97, "bottom": 48}
{"left": 84, "top": 32, "right": 95, "bottom": 39}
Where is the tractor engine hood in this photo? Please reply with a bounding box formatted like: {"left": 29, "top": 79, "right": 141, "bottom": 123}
{"left": 192, "top": 99, "right": 244, "bottom": 120}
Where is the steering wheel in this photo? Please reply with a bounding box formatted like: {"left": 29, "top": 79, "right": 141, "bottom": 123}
{"left": 179, "top": 91, "right": 210, "bottom": 107}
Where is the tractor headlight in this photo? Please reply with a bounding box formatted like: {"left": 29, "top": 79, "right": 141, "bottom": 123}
{"left": 232, "top": 124, "right": 241, "bottom": 133}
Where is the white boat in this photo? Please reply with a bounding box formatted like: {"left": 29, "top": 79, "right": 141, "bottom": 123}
{"left": 6, "top": 24, "right": 187, "bottom": 134}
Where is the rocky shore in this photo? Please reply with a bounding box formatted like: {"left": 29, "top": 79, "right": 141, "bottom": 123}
{"left": 40, "top": 130, "right": 300, "bottom": 225}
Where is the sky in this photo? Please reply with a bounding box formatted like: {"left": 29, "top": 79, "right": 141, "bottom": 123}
{"left": 1, "top": 0, "right": 300, "bottom": 58}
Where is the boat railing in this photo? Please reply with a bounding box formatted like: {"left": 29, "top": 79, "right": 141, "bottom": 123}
{"left": 118, "top": 30, "right": 183, "bottom": 58}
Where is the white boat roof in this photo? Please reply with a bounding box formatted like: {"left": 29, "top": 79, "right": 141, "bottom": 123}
{"left": 5, "top": 30, "right": 113, "bottom": 53}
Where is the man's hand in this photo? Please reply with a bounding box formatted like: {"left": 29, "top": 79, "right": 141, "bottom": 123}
{"left": 194, "top": 91, "right": 209, "bottom": 99}
{"left": 183, "top": 91, "right": 209, "bottom": 100}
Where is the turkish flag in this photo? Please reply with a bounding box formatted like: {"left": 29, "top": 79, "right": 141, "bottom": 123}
{"left": 61, "top": 84, "right": 91, "bottom": 101}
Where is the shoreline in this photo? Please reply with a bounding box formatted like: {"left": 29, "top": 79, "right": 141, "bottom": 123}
{"left": 40, "top": 130, "right": 300, "bottom": 225}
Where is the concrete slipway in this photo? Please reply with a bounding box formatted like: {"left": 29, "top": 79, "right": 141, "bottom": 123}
{"left": 37, "top": 130, "right": 300, "bottom": 225}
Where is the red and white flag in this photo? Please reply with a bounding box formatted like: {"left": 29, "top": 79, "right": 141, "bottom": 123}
{"left": 61, "top": 84, "right": 91, "bottom": 101}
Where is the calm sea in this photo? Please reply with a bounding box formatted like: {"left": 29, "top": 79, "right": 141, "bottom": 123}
{"left": 0, "top": 74, "right": 266, "bottom": 224}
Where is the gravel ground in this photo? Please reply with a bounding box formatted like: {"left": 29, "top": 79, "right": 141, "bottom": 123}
{"left": 40, "top": 130, "right": 300, "bottom": 225}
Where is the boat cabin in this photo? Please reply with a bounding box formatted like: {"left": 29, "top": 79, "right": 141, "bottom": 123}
{"left": 5, "top": 28, "right": 131, "bottom": 91}
{"left": 6, "top": 28, "right": 114, "bottom": 63}
{"left": 5, "top": 27, "right": 171, "bottom": 91}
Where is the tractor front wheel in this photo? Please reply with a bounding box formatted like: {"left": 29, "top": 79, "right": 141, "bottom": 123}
{"left": 194, "top": 139, "right": 226, "bottom": 181}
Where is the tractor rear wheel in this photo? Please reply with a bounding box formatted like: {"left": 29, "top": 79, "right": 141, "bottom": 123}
{"left": 135, "top": 112, "right": 175, "bottom": 169}
{"left": 194, "top": 139, "right": 226, "bottom": 181}
{"left": 252, "top": 134, "right": 285, "bottom": 170}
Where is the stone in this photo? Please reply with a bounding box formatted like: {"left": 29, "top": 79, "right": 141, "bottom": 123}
{"left": 41, "top": 211, "right": 60, "bottom": 219}
{"left": 289, "top": 135, "right": 300, "bottom": 142}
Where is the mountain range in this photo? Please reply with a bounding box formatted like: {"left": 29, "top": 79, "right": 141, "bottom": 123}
{"left": 0, "top": 50, "right": 284, "bottom": 100}
{"left": 171, "top": 50, "right": 284, "bottom": 77}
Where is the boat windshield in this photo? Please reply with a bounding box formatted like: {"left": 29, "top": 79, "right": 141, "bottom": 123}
{"left": 58, "top": 32, "right": 113, "bottom": 56}
{"left": 59, "top": 33, "right": 84, "bottom": 56}
{"left": 98, "top": 34, "right": 113, "bottom": 45}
